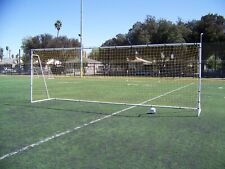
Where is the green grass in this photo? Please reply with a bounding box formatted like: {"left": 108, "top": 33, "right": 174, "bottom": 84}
{"left": 0, "top": 75, "right": 225, "bottom": 169}
{"left": 33, "top": 76, "right": 198, "bottom": 108}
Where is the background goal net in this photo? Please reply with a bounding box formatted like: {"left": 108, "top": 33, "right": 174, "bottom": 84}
{"left": 31, "top": 43, "right": 201, "bottom": 116}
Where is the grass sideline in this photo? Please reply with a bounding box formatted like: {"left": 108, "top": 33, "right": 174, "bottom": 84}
{"left": 0, "top": 75, "right": 225, "bottom": 169}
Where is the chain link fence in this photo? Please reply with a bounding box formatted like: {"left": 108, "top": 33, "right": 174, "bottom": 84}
{"left": 1, "top": 42, "right": 225, "bottom": 78}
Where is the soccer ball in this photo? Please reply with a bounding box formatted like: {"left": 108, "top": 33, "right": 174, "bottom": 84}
{"left": 148, "top": 107, "right": 157, "bottom": 114}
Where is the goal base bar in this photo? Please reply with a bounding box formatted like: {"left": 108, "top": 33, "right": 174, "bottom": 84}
{"left": 31, "top": 98, "right": 55, "bottom": 103}
{"left": 43, "top": 98, "right": 197, "bottom": 110}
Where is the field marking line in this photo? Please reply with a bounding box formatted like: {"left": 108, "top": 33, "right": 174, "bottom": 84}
{"left": 0, "top": 82, "right": 194, "bottom": 161}
{"left": 57, "top": 82, "right": 81, "bottom": 84}
{"left": 127, "top": 83, "right": 139, "bottom": 86}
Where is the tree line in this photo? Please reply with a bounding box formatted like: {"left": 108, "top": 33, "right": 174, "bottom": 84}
{"left": 1, "top": 13, "right": 224, "bottom": 76}
{"left": 100, "top": 13, "right": 225, "bottom": 76}
{"left": 20, "top": 13, "right": 224, "bottom": 56}
{"left": 103, "top": 14, "right": 225, "bottom": 46}
{"left": 102, "top": 13, "right": 225, "bottom": 46}
{"left": 21, "top": 34, "right": 80, "bottom": 56}
{"left": 1, "top": 13, "right": 225, "bottom": 58}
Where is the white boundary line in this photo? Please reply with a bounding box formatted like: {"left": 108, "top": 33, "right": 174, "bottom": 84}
{"left": 0, "top": 83, "right": 194, "bottom": 161}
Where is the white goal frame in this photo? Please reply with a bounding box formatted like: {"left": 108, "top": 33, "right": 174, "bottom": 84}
{"left": 30, "top": 42, "right": 202, "bottom": 117}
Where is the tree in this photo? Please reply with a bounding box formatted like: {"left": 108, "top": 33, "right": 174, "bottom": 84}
{"left": 102, "top": 13, "right": 225, "bottom": 46}
{"left": 155, "top": 19, "right": 173, "bottom": 43}
{"left": 5, "top": 46, "right": 9, "bottom": 58}
{"left": 54, "top": 20, "right": 62, "bottom": 38}
{"left": 206, "top": 54, "right": 222, "bottom": 71}
{"left": 142, "top": 15, "right": 158, "bottom": 43}
{"left": 127, "top": 21, "right": 150, "bottom": 45}
{"left": 0, "top": 48, "right": 3, "bottom": 61}
{"left": 22, "top": 34, "right": 80, "bottom": 56}
{"left": 198, "top": 13, "right": 225, "bottom": 42}
{"left": 102, "top": 34, "right": 128, "bottom": 46}
{"left": 21, "top": 33, "right": 80, "bottom": 72}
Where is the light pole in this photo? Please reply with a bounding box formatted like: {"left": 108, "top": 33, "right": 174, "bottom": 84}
{"left": 18, "top": 49, "right": 21, "bottom": 74}
{"left": 171, "top": 53, "right": 174, "bottom": 77}
{"left": 160, "top": 52, "right": 165, "bottom": 77}
{"left": 80, "top": 0, "right": 83, "bottom": 77}
{"left": 9, "top": 49, "right": 11, "bottom": 59}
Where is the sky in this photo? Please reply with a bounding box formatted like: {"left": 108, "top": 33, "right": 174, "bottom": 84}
{"left": 0, "top": 0, "right": 225, "bottom": 57}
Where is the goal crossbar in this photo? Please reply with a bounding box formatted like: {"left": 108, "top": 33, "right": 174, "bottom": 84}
{"left": 31, "top": 43, "right": 200, "bottom": 51}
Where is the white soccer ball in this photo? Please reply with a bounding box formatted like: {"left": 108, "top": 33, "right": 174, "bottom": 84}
{"left": 149, "top": 107, "right": 157, "bottom": 114}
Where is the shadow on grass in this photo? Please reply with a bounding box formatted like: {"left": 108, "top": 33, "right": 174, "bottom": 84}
{"left": 136, "top": 112, "right": 196, "bottom": 118}
{"left": 1, "top": 101, "right": 197, "bottom": 118}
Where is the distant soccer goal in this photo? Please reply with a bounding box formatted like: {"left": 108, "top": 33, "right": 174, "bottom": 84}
{"left": 31, "top": 43, "right": 202, "bottom": 116}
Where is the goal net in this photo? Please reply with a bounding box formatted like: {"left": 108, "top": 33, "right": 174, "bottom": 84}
{"left": 31, "top": 43, "right": 201, "bottom": 116}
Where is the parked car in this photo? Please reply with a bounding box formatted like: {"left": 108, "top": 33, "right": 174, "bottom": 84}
{"left": 1, "top": 67, "right": 17, "bottom": 74}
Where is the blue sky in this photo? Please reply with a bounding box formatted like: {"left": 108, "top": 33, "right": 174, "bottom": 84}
{"left": 0, "top": 0, "right": 224, "bottom": 57}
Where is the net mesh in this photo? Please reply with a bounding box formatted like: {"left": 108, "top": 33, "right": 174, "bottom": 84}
{"left": 32, "top": 44, "right": 200, "bottom": 110}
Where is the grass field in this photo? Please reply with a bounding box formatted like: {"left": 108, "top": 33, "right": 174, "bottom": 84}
{"left": 0, "top": 75, "right": 225, "bottom": 169}
{"left": 33, "top": 76, "right": 198, "bottom": 109}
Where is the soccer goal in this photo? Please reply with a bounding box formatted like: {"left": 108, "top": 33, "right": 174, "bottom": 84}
{"left": 32, "top": 57, "right": 54, "bottom": 79}
{"left": 31, "top": 43, "right": 202, "bottom": 116}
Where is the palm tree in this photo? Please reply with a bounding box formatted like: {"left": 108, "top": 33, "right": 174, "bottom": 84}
{"left": 54, "top": 20, "right": 62, "bottom": 38}
{"left": 0, "top": 48, "right": 3, "bottom": 61}
{"left": 6, "top": 46, "right": 9, "bottom": 58}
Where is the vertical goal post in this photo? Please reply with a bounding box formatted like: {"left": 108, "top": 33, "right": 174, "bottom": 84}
{"left": 30, "top": 42, "right": 202, "bottom": 116}
{"left": 197, "top": 33, "right": 203, "bottom": 117}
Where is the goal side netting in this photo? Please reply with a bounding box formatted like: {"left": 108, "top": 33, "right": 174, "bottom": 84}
{"left": 31, "top": 43, "right": 201, "bottom": 116}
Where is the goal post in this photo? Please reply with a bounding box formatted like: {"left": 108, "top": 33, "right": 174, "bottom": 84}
{"left": 30, "top": 43, "right": 202, "bottom": 116}
{"left": 30, "top": 52, "right": 50, "bottom": 103}
{"left": 197, "top": 33, "right": 203, "bottom": 117}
